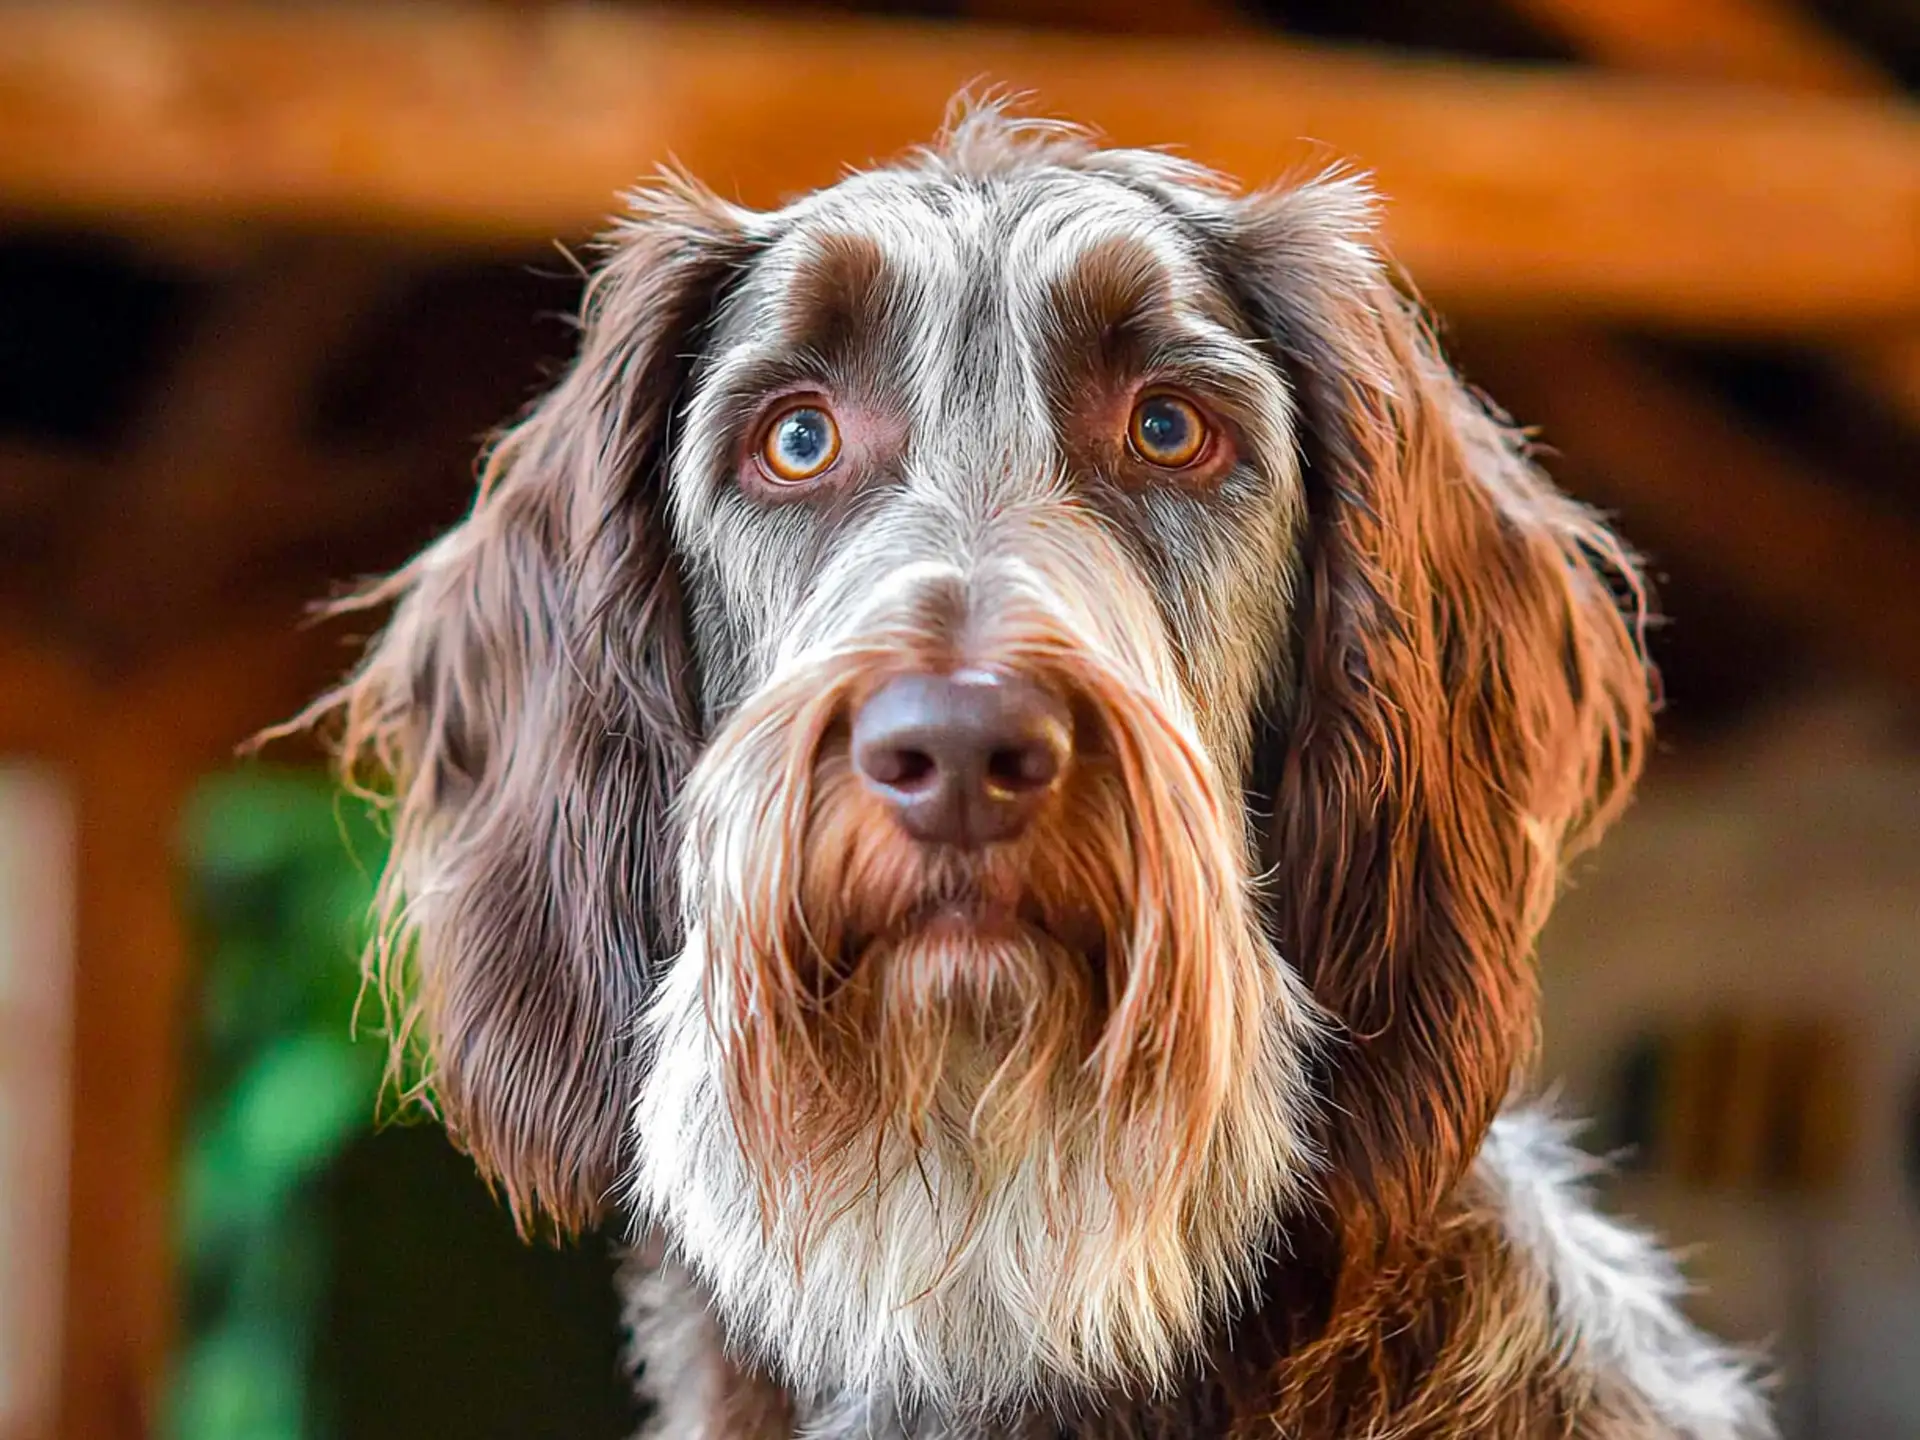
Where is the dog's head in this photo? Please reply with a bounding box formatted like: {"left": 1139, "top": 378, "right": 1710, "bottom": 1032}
{"left": 317, "top": 102, "right": 1652, "bottom": 1411}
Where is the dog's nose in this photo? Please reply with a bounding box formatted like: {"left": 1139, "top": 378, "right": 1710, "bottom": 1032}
{"left": 851, "top": 671, "right": 1071, "bottom": 847}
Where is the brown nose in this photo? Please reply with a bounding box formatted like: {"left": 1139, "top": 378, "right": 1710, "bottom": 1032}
{"left": 851, "top": 671, "right": 1071, "bottom": 847}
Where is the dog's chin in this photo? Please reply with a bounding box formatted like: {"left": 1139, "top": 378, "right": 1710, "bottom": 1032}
{"left": 813, "top": 910, "right": 1085, "bottom": 1161}
{"left": 910, "top": 893, "right": 1107, "bottom": 957}
{"left": 633, "top": 897, "right": 1319, "bottom": 1415}
{"left": 867, "top": 896, "right": 1104, "bottom": 1002}
{"left": 880, "top": 899, "right": 1035, "bottom": 962}
{"left": 914, "top": 901, "right": 1027, "bottom": 945}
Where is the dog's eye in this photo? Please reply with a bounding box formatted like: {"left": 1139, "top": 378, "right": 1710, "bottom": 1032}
{"left": 1127, "top": 393, "right": 1209, "bottom": 469}
{"left": 760, "top": 404, "right": 842, "bottom": 484}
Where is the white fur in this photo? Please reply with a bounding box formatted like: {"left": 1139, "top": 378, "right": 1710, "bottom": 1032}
{"left": 632, "top": 929, "right": 1317, "bottom": 1417}
{"left": 1478, "top": 1103, "right": 1778, "bottom": 1439}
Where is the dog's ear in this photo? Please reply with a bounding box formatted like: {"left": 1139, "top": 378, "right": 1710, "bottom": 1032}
{"left": 1231, "top": 177, "right": 1655, "bottom": 1249}
{"left": 309, "top": 182, "right": 752, "bottom": 1234}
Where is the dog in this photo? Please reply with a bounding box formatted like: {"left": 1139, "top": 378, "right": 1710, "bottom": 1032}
{"left": 306, "top": 100, "right": 1775, "bottom": 1438}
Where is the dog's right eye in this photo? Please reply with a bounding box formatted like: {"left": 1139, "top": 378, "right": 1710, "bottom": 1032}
{"left": 1127, "top": 392, "right": 1209, "bottom": 469}
{"left": 759, "top": 404, "right": 843, "bottom": 484}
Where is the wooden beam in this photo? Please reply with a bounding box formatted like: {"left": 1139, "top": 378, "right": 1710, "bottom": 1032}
{"left": 59, "top": 730, "right": 195, "bottom": 1440}
{"left": 1505, "top": 0, "right": 1885, "bottom": 93}
{"left": 0, "top": 626, "right": 88, "bottom": 754}
{"left": 1511, "top": 0, "right": 1920, "bottom": 427}
{"left": 43, "top": 611, "right": 368, "bottom": 1440}
{"left": 967, "top": 0, "right": 1251, "bottom": 33}
{"left": 0, "top": 612, "right": 371, "bottom": 1440}
{"left": 1850, "top": 331, "right": 1920, "bottom": 424}
{"left": 0, "top": 444, "right": 99, "bottom": 528}
{"left": 0, "top": 5, "right": 1917, "bottom": 331}
{"left": 1457, "top": 325, "right": 1920, "bottom": 701}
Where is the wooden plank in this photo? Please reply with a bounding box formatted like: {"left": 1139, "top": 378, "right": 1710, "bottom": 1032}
{"left": 0, "top": 5, "right": 1916, "bottom": 330}
{"left": 58, "top": 732, "right": 194, "bottom": 1440}
{"left": 0, "top": 765, "right": 77, "bottom": 1440}
{"left": 0, "top": 444, "right": 97, "bottom": 530}
{"left": 1457, "top": 325, "right": 1920, "bottom": 700}
{"left": 1513, "top": 0, "right": 1920, "bottom": 426}
{"left": 967, "top": 0, "right": 1251, "bottom": 32}
{"left": 1506, "top": 0, "right": 1884, "bottom": 93}
{"left": 1851, "top": 331, "right": 1920, "bottom": 424}
{"left": 0, "top": 629, "right": 87, "bottom": 756}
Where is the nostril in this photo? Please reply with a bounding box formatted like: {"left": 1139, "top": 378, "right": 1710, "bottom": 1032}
{"left": 868, "top": 746, "right": 938, "bottom": 792}
{"left": 986, "top": 741, "right": 1060, "bottom": 794}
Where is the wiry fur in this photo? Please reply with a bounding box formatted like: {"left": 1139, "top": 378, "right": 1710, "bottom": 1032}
{"left": 635, "top": 533, "right": 1322, "bottom": 1412}
{"left": 1475, "top": 1109, "right": 1774, "bottom": 1439}
{"left": 299, "top": 97, "right": 1774, "bottom": 1437}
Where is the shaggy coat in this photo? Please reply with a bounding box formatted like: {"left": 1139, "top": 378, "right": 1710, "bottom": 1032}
{"left": 306, "top": 104, "right": 1775, "bottom": 1439}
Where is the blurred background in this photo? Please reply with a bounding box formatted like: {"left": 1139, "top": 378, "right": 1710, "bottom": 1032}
{"left": 0, "top": 1, "right": 1915, "bottom": 1437}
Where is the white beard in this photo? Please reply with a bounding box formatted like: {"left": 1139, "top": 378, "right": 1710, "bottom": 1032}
{"left": 630, "top": 922, "right": 1321, "bottom": 1416}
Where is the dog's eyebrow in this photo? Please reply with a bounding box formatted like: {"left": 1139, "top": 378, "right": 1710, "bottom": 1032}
{"left": 1045, "top": 233, "right": 1245, "bottom": 369}
{"left": 775, "top": 230, "right": 893, "bottom": 368}
{"left": 1047, "top": 234, "right": 1173, "bottom": 355}
{"left": 1040, "top": 233, "right": 1261, "bottom": 406}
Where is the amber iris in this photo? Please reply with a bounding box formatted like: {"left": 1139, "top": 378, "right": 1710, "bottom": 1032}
{"left": 1127, "top": 393, "right": 1208, "bottom": 468}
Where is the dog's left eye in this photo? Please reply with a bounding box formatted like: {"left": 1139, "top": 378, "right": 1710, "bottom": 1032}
{"left": 1127, "top": 393, "right": 1209, "bottom": 469}
{"left": 760, "top": 404, "right": 843, "bottom": 484}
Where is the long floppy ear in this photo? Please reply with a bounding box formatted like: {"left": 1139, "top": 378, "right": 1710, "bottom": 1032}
{"left": 1234, "top": 178, "right": 1655, "bottom": 1249}
{"left": 305, "top": 182, "right": 752, "bottom": 1233}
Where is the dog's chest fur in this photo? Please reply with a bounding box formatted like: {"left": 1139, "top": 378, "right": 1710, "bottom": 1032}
{"left": 622, "top": 1109, "right": 1773, "bottom": 1440}
{"left": 625, "top": 1254, "right": 1229, "bottom": 1440}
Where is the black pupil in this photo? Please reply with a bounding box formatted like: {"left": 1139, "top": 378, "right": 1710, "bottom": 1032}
{"left": 777, "top": 410, "right": 830, "bottom": 468}
{"left": 1139, "top": 399, "right": 1191, "bottom": 456}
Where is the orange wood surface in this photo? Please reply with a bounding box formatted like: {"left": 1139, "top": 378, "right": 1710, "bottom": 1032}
{"left": 1515, "top": 0, "right": 1920, "bottom": 425}
{"left": 0, "top": 4, "right": 1916, "bottom": 330}
{"left": 1510, "top": 0, "right": 1883, "bottom": 93}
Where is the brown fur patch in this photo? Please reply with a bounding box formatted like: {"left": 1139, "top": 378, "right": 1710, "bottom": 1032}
{"left": 1236, "top": 181, "right": 1654, "bottom": 1256}
{"left": 779, "top": 229, "right": 893, "bottom": 368}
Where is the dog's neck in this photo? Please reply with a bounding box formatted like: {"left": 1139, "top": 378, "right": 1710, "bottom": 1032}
{"left": 632, "top": 1187, "right": 1470, "bottom": 1439}
{"left": 630, "top": 1105, "right": 1771, "bottom": 1440}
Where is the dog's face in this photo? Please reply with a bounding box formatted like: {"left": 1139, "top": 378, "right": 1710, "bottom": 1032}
{"left": 323, "top": 108, "right": 1652, "bottom": 1414}
{"left": 641, "top": 136, "right": 1329, "bottom": 1408}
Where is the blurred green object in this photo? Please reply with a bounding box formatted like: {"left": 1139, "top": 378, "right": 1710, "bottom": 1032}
{"left": 169, "top": 769, "right": 388, "bottom": 1440}
{"left": 166, "top": 768, "right": 635, "bottom": 1440}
